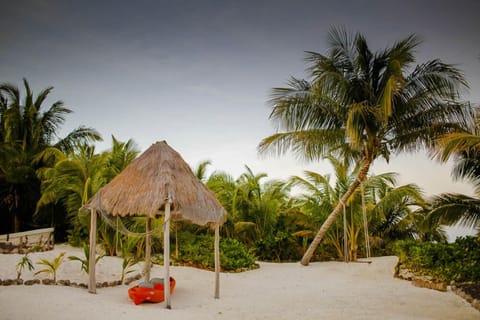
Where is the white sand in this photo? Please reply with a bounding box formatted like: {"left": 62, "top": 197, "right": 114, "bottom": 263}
{"left": 0, "top": 244, "right": 478, "bottom": 320}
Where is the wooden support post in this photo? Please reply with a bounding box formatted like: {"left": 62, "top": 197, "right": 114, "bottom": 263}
{"left": 88, "top": 208, "right": 97, "bottom": 293}
{"left": 145, "top": 217, "right": 152, "bottom": 282}
{"left": 164, "top": 196, "right": 171, "bottom": 309}
{"left": 214, "top": 223, "right": 220, "bottom": 299}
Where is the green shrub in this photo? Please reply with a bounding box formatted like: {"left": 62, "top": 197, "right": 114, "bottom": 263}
{"left": 176, "top": 233, "right": 256, "bottom": 271}
{"left": 220, "top": 238, "right": 257, "bottom": 270}
{"left": 393, "top": 236, "right": 480, "bottom": 282}
{"left": 254, "top": 232, "right": 302, "bottom": 262}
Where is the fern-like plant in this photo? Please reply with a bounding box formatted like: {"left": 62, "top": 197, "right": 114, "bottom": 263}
{"left": 68, "top": 245, "right": 104, "bottom": 274}
{"left": 16, "top": 253, "right": 34, "bottom": 280}
{"left": 121, "top": 255, "right": 137, "bottom": 284}
{"left": 35, "top": 252, "right": 66, "bottom": 282}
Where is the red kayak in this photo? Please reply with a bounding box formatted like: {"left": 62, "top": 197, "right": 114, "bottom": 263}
{"left": 128, "top": 277, "right": 176, "bottom": 305}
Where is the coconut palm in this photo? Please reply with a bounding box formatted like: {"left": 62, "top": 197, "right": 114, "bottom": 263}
{"left": 232, "top": 166, "right": 290, "bottom": 243}
{"left": 290, "top": 154, "right": 358, "bottom": 259}
{"left": 429, "top": 110, "right": 480, "bottom": 232}
{"left": 35, "top": 143, "right": 107, "bottom": 244}
{"left": 292, "top": 158, "right": 430, "bottom": 260}
{"left": 0, "top": 79, "right": 101, "bottom": 232}
{"left": 36, "top": 144, "right": 106, "bottom": 218}
{"left": 102, "top": 136, "right": 139, "bottom": 182}
{"left": 205, "top": 171, "right": 237, "bottom": 238}
{"left": 365, "top": 177, "right": 438, "bottom": 243}
{"left": 36, "top": 137, "right": 140, "bottom": 245}
{"left": 258, "top": 27, "right": 471, "bottom": 265}
{"left": 193, "top": 160, "right": 212, "bottom": 182}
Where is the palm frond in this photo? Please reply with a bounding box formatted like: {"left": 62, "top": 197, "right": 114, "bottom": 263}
{"left": 258, "top": 129, "right": 345, "bottom": 162}
{"left": 54, "top": 126, "right": 102, "bottom": 154}
{"left": 429, "top": 193, "right": 480, "bottom": 229}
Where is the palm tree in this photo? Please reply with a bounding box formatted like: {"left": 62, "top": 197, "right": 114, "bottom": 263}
{"left": 429, "top": 112, "right": 480, "bottom": 231}
{"left": 102, "top": 136, "right": 139, "bottom": 182}
{"left": 258, "top": 27, "right": 471, "bottom": 265}
{"left": 0, "top": 79, "right": 101, "bottom": 232}
{"left": 205, "top": 170, "right": 237, "bottom": 238}
{"left": 192, "top": 160, "right": 212, "bottom": 182}
{"left": 365, "top": 176, "right": 440, "bottom": 243}
{"left": 35, "top": 143, "right": 107, "bottom": 244}
{"left": 291, "top": 151, "right": 427, "bottom": 260}
{"left": 36, "top": 137, "right": 139, "bottom": 245}
{"left": 290, "top": 161, "right": 349, "bottom": 260}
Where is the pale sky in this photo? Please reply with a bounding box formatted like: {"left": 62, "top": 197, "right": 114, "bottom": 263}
{"left": 1, "top": 0, "right": 480, "bottom": 199}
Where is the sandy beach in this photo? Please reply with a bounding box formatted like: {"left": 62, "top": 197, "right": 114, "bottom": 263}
{"left": 0, "top": 244, "right": 478, "bottom": 320}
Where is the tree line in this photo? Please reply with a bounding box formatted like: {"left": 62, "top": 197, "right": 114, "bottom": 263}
{"left": 1, "top": 27, "right": 478, "bottom": 263}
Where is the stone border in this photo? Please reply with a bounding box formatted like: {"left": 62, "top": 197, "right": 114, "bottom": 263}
{"left": 395, "top": 262, "right": 480, "bottom": 312}
{"left": 451, "top": 285, "right": 480, "bottom": 312}
{"left": 0, "top": 273, "right": 142, "bottom": 288}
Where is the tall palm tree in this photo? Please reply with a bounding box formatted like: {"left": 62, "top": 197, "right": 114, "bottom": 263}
{"left": 258, "top": 27, "right": 471, "bottom": 265}
{"left": 0, "top": 79, "right": 101, "bottom": 232}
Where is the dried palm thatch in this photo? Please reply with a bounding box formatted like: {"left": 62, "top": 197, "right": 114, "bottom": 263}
{"left": 84, "top": 140, "right": 226, "bottom": 225}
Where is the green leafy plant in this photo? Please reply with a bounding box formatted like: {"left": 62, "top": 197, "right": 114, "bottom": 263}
{"left": 120, "top": 243, "right": 138, "bottom": 283}
{"left": 35, "top": 252, "right": 66, "bottom": 282}
{"left": 121, "top": 255, "right": 137, "bottom": 284}
{"left": 393, "top": 237, "right": 480, "bottom": 282}
{"left": 68, "top": 245, "right": 104, "bottom": 274}
{"left": 16, "top": 253, "right": 34, "bottom": 280}
{"left": 176, "top": 233, "right": 256, "bottom": 271}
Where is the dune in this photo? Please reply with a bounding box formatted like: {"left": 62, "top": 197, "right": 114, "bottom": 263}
{"left": 0, "top": 244, "right": 478, "bottom": 320}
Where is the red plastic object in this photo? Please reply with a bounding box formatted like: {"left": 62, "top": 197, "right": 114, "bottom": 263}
{"left": 128, "top": 277, "right": 176, "bottom": 305}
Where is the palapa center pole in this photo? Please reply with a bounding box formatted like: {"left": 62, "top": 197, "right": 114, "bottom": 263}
{"left": 164, "top": 195, "right": 172, "bottom": 309}
{"left": 145, "top": 216, "right": 152, "bottom": 282}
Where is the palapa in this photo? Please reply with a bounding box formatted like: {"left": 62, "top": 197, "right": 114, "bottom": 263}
{"left": 82, "top": 140, "right": 226, "bottom": 308}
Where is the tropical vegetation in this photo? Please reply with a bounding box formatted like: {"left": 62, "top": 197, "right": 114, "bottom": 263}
{"left": 394, "top": 236, "right": 480, "bottom": 282}
{"left": 428, "top": 109, "right": 480, "bottom": 231}
{"left": 258, "top": 27, "right": 472, "bottom": 265}
{"left": 1, "top": 26, "right": 479, "bottom": 274}
{"left": 34, "top": 252, "right": 66, "bottom": 282}
{"left": 0, "top": 79, "right": 101, "bottom": 234}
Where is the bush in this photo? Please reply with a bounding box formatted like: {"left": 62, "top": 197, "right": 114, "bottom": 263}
{"left": 176, "top": 233, "right": 256, "bottom": 271}
{"left": 254, "top": 232, "right": 302, "bottom": 262}
{"left": 393, "top": 236, "right": 480, "bottom": 282}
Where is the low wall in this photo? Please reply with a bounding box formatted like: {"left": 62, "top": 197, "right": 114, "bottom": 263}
{"left": 0, "top": 227, "right": 54, "bottom": 253}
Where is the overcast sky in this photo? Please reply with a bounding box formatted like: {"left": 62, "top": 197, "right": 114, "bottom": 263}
{"left": 1, "top": 0, "right": 480, "bottom": 199}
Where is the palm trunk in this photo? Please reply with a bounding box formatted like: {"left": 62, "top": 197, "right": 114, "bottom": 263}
{"left": 300, "top": 159, "right": 372, "bottom": 266}
{"left": 13, "top": 190, "right": 21, "bottom": 232}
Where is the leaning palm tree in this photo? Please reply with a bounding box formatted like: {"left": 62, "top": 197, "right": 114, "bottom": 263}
{"left": 258, "top": 27, "right": 472, "bottom": 265}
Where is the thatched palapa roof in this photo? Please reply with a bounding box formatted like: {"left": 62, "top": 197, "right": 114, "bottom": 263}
{"left": 84, "top": 140, "right": 226, "bottom": 226}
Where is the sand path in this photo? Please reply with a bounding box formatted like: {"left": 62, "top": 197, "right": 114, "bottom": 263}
{"left": 0, "top": 245, "right": 478, "bottom": 320}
